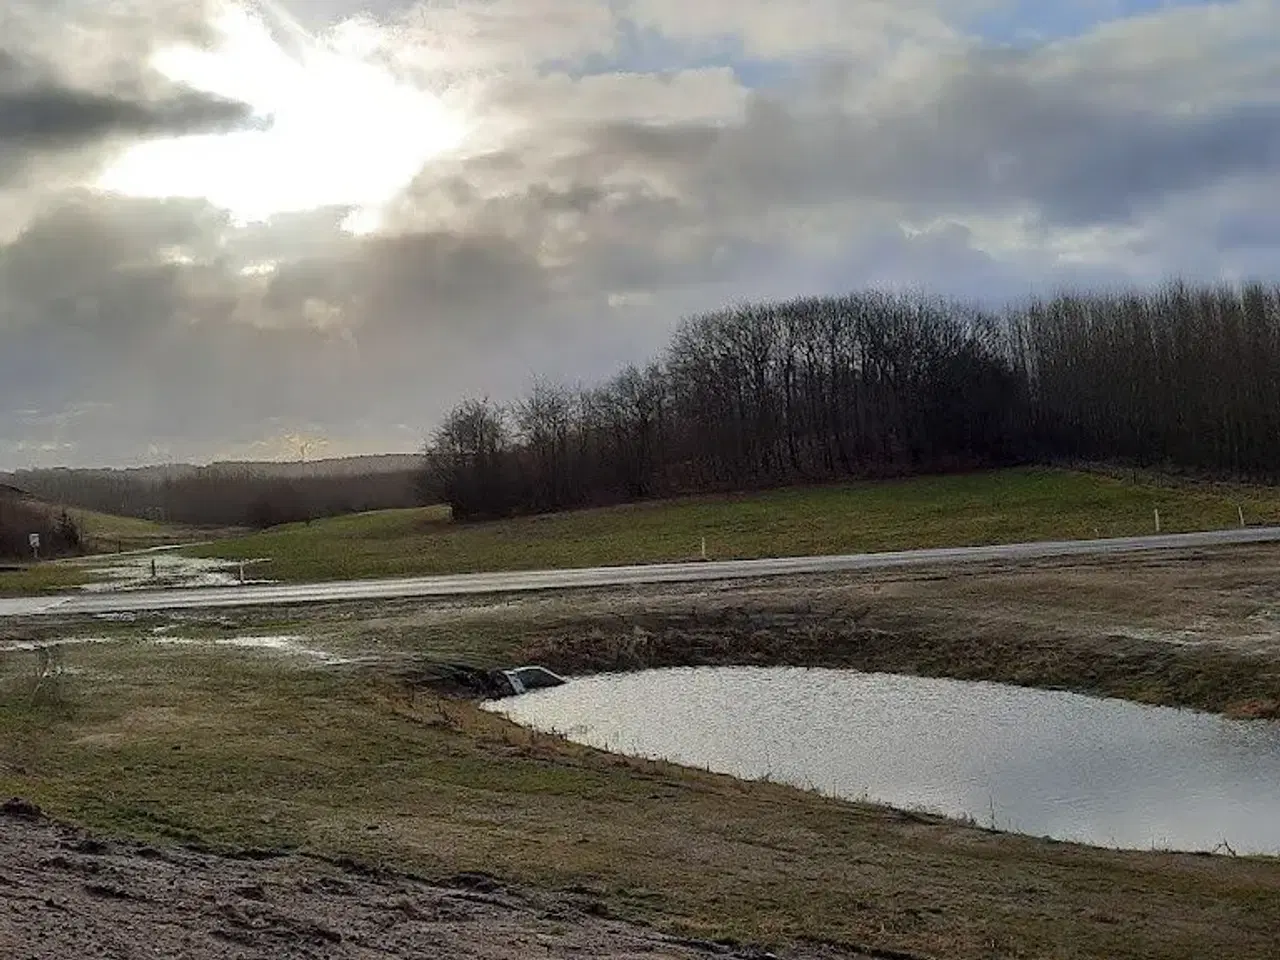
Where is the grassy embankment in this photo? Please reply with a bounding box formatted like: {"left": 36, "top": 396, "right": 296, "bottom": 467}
{"left": 0, "top": 564, "right": 96, "bottom": 596}
{"left": 188, "top": 466, "right": 1280, "bottom": 582}
{"left": 2, "top": 630, "right": 1279, "bottom": 960}
{"left": 67, "top": 506, "right": 211, "bottom": 552}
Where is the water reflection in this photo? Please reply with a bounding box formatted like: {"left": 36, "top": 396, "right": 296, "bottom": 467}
{"left": 485, "top": 667, "right": 1280, "bottom": 854}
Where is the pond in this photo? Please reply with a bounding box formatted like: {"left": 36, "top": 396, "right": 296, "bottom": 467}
{"left": 484, "top": 667, "right": 1280, "bottom": 855}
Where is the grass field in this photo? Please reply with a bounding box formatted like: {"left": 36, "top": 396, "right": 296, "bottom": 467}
{"left": 0, "top": 564, "right": 96, "bottom": 596}
{"left": 187, "top": 467, "right": 1280, "bottom": 583}
{"left": 3, "top": 625, "right": 1278, "bottom": 960}
{"left": 67, "top": 507, "right": 210, "bottom": 552}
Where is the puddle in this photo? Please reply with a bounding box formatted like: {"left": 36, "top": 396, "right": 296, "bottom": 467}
{"left": 1108, "top": 622, "right": 1280, "bottom": 654}
{"left": 0, "top": 633, "right": 362, "bottom": 666}
{"left": 70, "top": 552, "right": 274, "bottom": 593}
{"left": 487, "top": 666, "right": 1280, "bottom": 855}
{"left": 208, "top": 634, "right": 365, "bottom": 664}
{"left": 0, "top": 636, "right": 118, "bottom": 653}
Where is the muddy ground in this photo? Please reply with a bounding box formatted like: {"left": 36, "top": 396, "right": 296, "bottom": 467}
{"left": 0, "top": 802, "right": 860, "bottom": 960}
{"left": 315, "top": 544, "right": 1280, "bottom": 717}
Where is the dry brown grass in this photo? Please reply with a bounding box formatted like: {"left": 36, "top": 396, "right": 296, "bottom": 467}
{"left": 7, "top": 545, "right": 1280, "bottom": 957}
{"left": 5, "top": 641, "right": 1278, "bottom": 960}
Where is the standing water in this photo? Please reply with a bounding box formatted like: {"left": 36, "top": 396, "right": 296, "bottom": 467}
{"left": 485, "top": 667, "right": 1280, "bottom": 854}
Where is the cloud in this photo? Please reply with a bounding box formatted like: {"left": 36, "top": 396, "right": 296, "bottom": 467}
{"left": 0, "top": 76, "right": 255, "bottom": 148}
{"left": 380, "top": 0, "right": 620, "bottom": 73}
{"left": 0, "top": 0, "right": 1278, "bottom": 468}
{"left": 624, "top": 0, "right": 980, "bottom": 59}
{"left": 0, "top": 2, "right": 256, "bottom": 196}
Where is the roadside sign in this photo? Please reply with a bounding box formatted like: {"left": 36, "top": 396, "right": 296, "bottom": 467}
{"left": 28, "top": 533, "right": 39, "bottom": 549}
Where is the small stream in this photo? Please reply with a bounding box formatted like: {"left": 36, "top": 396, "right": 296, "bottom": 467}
{"left": 485, "top": 667, "right": 1280, "bottom": 855}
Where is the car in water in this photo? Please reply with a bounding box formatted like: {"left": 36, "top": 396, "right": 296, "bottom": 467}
{"left": 497, "top": 665, "right": 567, "bottom": 696}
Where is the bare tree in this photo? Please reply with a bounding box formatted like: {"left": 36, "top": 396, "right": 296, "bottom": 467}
{"left": 424, "top": 281, "right": 1280, "bottom": 521}
{"left": 423, "top": 398, "right": 514, "bottom": 520}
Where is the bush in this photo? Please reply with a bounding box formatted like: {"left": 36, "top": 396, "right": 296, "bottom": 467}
{"left": 0, "top": 496, "right": 81, "bottom": 560}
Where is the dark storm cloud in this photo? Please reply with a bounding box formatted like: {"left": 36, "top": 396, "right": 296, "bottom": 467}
{"left": 0, "top": 194, "right": 229, "bottom": 318}
{"left": 0, "top": 82, "right": 257, "bottom": 147}
{"left": 898, "top": 55, "right": 1280, "bottom": 225}
{"left": 568, "top": 61, "right": 1280, "bottom": 231}
{"left": 0, "top": 29, "right": 255, "bottom": 191}
{"left": 0, "top": 191, "right": 585, "bottom": 465}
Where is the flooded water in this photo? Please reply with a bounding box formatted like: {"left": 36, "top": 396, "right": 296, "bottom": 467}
{"left": 486, "top": 667, "right": 1280, "bottom": 854}
{"left": 0, "top": 633, "right": 360, "bottom": 666}
{"left": 69, "top": 551, "right": 274, "bottom": 592}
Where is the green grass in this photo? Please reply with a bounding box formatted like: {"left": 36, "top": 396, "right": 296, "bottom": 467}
{"left": 187, "top": 467, "right": 1280, "bottom": 583}
{"left": 0, "top": 563, "right": 94, "bottom": 596}
{"left": 3, "top": 638, "right": 1279, "bottom": 959}
{"left": 67, "top": 507, "right": 212, "bottom": 551}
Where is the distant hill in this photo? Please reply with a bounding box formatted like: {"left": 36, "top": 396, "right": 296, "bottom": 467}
{"left": 0, "top": 454, "right": 426, "bottom": 529}
{"left": 1, "top": 453, "right": 423, "bottom": 486}
{"left": 219, "top": 454, "right": 425, "bottom": 478}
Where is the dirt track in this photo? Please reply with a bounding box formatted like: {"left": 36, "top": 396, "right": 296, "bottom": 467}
{"left": 0, "top": 802, "right": 860, "bottom": 960}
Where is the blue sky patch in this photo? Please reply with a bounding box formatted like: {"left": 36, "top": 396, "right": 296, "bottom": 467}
{"left": 970, "top": 0, "right": 1220, "bottom": 45}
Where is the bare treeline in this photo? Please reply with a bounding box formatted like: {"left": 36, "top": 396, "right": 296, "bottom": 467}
{"left": 1010, "top": 282, "right": 1280, "bottom": 474}
{"left": 424, "top": 282, "right": 1280, "bottom": 519}
{"left": 424, "top": 290, "right": 1025, "bottom": 518}
{"left": 5, "top": 462, "right": 422, "bottom": 529}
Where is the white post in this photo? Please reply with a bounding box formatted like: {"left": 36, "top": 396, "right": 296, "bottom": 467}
{"left": 239, "top": 561, "right": 246, "bottom": 584}
{"left": 700, "top": 537, "right": 707, "bottom": 561}
{"left": 1239, "top": 505, "right": 1246, "bottom": 528}
{"left": 1154, "top": 508, "right": 1161, "bottom": 533}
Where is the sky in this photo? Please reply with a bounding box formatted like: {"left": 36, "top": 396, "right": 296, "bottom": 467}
{"left": 0, "top": 0, "right": 1276, "bottom": 469}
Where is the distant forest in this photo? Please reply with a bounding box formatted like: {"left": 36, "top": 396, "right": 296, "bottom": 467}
{"left": 3, "top": 456, "right": 422, "bottom": 529}
{"left": 422, "top": 281, "right": 1280, "bottom": 520}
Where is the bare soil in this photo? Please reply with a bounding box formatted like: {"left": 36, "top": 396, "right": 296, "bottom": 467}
{"left": 0, "top": 801, "right": 858, "bottom": 960}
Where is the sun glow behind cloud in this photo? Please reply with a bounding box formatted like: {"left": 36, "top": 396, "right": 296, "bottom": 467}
{"left": 96, "top": 1, "right": 468, "bottom": 230}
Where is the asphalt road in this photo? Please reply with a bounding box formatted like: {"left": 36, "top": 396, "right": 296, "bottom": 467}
{"left": 3, "top": 526, "right": 1280, "bottom": 619}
